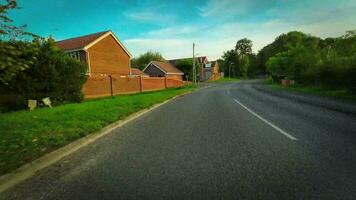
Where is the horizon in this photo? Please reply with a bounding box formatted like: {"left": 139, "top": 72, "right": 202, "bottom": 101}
{"left": 7, "top": 0, "right": 356, "bottom": 60}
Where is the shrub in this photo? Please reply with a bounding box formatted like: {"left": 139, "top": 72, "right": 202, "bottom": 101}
{"left": 0, "top": 38, "right": 88, "bottom": 112}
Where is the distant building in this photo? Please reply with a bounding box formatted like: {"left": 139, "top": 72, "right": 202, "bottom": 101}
{"left": 202, "top": 61, "right": 220, "bottom": 81}
{"left": 143, "top": 61, "right": 184, "bottom": 80}
{"left": 168, "top": 56, "right": 220, "bottom": 81}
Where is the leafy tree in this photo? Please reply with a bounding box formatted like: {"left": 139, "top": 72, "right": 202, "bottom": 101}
{"left": 235, "top": 38, "right": 252, "bottom": 55}
{"left": 0, "top": 40, "right": 37, "bottom": 85}
{"left": 239, "top": 54, "right": 250, "bottom": 78}
{"left": 0, "top": 0, "right": 38, "bottom": 85}
{"left": 175, "top": 58, "right": 193, "bottom": 81}
{"left": 257, "top": 31, "right": 321, "bottom": 72}
{"left": 267, "top": 45, "right": 320, "bottom": 81}
{"left": 221, "top": 49, "right": 238, "bottom": 77}
{"left": 131, "top": 51, "right": 164, "bottom": 70}
{"left": 235, "top": 38, "right": 253, "bottom": 78}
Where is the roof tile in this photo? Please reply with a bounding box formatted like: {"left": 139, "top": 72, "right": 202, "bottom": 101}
{"left": 55, "top": 31, "right": 109, "bottom": 51}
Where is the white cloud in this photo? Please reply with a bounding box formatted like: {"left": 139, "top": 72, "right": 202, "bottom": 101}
{"left": 125, "top": 0, "right": 356, "bottom": 61}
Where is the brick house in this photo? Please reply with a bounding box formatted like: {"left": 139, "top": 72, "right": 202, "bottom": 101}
{"left": 143, "top": 61, "right": 184, "bottom": 80}
{"left": 203, "top": 61, "right": 220, "bottom": 81}
{"left": 168, "top": 56, "right": 209, "bottom": 81}
{"left": 56, "top": 30, "right": 132, "bottom": 77}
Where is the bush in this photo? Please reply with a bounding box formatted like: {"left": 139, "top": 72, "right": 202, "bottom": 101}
{"left": 0, "top": 38, "right": 88, "bottom": 112}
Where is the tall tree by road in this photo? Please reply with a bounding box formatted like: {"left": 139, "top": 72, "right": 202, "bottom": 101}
{"left": 131, "top": 51, "right": 165, "bottom": 70}
{"left": 236, "top": 38, "right": 253, "bottom": 78}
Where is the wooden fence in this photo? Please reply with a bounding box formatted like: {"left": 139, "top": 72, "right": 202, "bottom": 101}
{"left": 82, "top": 76, "right": 184, "bottom": 99}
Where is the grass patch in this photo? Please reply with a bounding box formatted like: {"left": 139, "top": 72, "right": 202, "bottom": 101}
{"left": 266, "top": 83, "right": 356, "bottom": 102}
{"left": 208, "top": 77, "right": 241, "bottom": 83}
{"left": 0, "top": 86, "right": 196, "bottom": 175}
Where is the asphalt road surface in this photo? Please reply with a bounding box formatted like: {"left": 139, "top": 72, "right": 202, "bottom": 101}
{"left": 2, "top": 81, "right": 356, "bottom": 200}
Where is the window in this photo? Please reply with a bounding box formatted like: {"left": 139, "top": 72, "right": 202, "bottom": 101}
{"left": 68, "top": 51, "right": 80, "bottom": 61}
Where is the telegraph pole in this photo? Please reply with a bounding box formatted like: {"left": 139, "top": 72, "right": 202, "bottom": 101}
{"left": 193, "top": 43, "right": 196, "bottom": 85}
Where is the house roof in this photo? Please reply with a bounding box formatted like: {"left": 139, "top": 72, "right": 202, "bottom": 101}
{"left": 145, "top": 61, "right": 184, "bottom": 75}
{"left": 55, "top": 30, "right": 132, "bottom": 57}
{"left": 131, "top": 68, "right": 147, "bottom": 76}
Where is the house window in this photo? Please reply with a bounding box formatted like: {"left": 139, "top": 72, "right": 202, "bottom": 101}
{"left": 68, "top": 51, "right": 80, "bottom": 61}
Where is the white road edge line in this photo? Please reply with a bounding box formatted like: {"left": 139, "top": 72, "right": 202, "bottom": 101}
{"left": 233, "top": 98, "right": 298, "bottom": 141}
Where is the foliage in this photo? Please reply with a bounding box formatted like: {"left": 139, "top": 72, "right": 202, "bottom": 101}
{"left": 0, "top": 86, "right": 195, "bottom": 175}
{"left": 267, "top": 45, "right": 320, "bottom": 80}
{"left": 0, "top": 38, "right": 88, "bottom": 111}
{"left": 131, "top": 51, "right": 165, "bottom": 70}
{"left": 235, "top": 38, "right": 252, "bottom": 55}
{"left": 239, "top": 54, "right": 250, "bottom": 78}
{"left": 0, "top": 0, "right": 37, "bottom": 40}
{"left": 264, "top": 30, "right": 356, "bottom": 93}
{"left": 220, "top": 38, "right": 256, "bottom": 78}
{"left": 175, "top": 58, "right": 193, "bottom": 80}
{"left": 0, "top": 0, "right": 39, "bottom": 85}
{"left": 0, "top": 40, "right": 38, "bottom": 85}
{"left": 257, "top": 31, "right": 321, "bottom": 72}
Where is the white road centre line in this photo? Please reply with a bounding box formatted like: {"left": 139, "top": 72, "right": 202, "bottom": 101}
{"left": 233, "top": 98, "right": 298, "bottom": 141}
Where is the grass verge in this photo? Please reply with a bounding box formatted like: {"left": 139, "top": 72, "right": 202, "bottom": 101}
{"left": 266, "top": 83, "right": 356, "bottom": 102}
{"left": 0, "top": 86, "right": 195, "bottom": 176}
{"left": 208, "top": 77, "right": 241, "bottom": 83}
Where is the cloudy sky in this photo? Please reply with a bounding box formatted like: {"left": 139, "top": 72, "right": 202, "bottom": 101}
{"left": 7, "top": 0, "right": 356, "bottom": 60}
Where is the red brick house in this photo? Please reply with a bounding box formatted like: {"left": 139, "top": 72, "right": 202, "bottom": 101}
{"left": 203, "top": 61, "right": 220, "bottom": 81}
{"left": 56, "top": 30, "right": 132, "bottom": 77}
{"left": 168, "top": 56, "right": 209, "bottom": 81}
{"left": 143, "top": 61, "right": 184, "bottom": 80}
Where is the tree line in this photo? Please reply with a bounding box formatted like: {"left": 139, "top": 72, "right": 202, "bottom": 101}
{"left": 219, "top": 30, "right": 356, "bottom": 93}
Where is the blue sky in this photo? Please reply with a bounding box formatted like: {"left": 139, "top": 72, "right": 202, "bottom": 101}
{"left": 6, "top": 0, "right": 356, "bottom": 60}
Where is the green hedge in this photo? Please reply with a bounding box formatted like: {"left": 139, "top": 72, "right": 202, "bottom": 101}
{"left": 0, "top": 39, "right": 88, "bottom": 112}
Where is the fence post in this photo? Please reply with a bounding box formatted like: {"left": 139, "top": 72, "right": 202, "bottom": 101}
{"left": 139, "top": 76, "right": 143, "bottom": 93}
{"left": 109, "top": 75, "right": 113, "bottom": 97}
{"left": 164, "top": 77, "right": 167, "bottom": 89}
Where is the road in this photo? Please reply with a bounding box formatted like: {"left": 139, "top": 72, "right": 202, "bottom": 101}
{"left": 2, "top": 80, "right": 356, "bottom": 199}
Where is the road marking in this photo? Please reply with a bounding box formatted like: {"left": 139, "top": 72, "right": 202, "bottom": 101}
{"left": 233, "top": 98, "right": 298, "bottom": 141}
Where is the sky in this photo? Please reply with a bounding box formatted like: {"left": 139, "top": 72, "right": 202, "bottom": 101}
{"left": 6, "top": 0, "right": 356, "bottom": 60}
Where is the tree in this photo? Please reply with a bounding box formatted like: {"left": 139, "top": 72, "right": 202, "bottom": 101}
{"left": 235, "top": 38, "right": 253, "bottom": 78}
{"left": 131, "top": 51, "right": 164, "bottom": 70}
{"left": 235, "top": 38, "right": 252, "bottom": 55}
{"left": 0, "top": 0, "right": 36, "bottom": 40}
{"left": 0, "top": 40, "right": 38, "bottom": 85}
{"left": 239, "top": 54, "right": 250, "bottom": 78}
{"left": 266, "top": 44, "right": 320, "bottom": 82}
{"left": 175, "top": 59, "right": 193, "bottom": 80}
{"left": 0, "top": 38, "right": 88, "bottom": 111}
{"left": 221, "top": 49, "right": 238, "bottom": 77}
{"left": 257, "top": 31, "right": 321, "bottom": 73}
{"left": 0, "top": 0, "right": 38, "bottom": 85}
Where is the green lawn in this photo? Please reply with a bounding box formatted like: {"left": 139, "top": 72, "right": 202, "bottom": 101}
{"left": 267, "top": 83, "right": 356, "bottom": 102}
{"left": 0, "top": 86, "right": 195, "bottom": 175}
{"left": 208, "top": 77, "right": 241, "bottom": 83}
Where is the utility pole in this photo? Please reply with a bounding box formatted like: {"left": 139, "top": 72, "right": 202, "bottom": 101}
{"left": 193, "top": 43, "right": 196, "bottom": 85}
